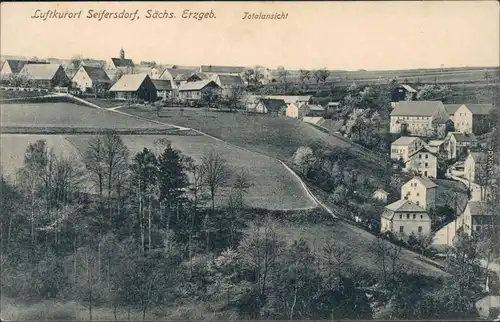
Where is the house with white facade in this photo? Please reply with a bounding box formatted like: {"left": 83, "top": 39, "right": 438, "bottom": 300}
{"left": 443, "top": 132, "right": 477, "bottom": 160}
{"left": 464, "top": 151, "right": 487, "bottom": 184}
{"left": 373, "top": 189, "right": 390, "bottom": 203}
{"left": 390, "top": 136, "right": 426, "bottom": 162}
{"left": 71, "top": 65, "right": 111, "bottom": 93}
{"left": 404, "top": 146, "right": 438, "bottom": 178}
{"left": 401, "top": 176, "right": 437, "bottom": 211}
{"left": 461, "top": 201, "right": 492, "bottom": 236}
{"left": 452, "top": 104, "right": 494, "bottom": 135}
{"left": 390, "top": 101, "right": 450, "bottom": 138}
{"left": 380, "top": 199, "right": 431, "bottom": 237}
{"left": 286, "top": 102, "right": 310, "bottom": 119}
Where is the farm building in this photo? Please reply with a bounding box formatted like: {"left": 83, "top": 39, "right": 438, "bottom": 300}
{"left": 178, "top": 80, "right": 222, "bottom": 101}
{"left": 461, "top": 201, "right": 492, "bottom": 236}
{"left": 247, "top": 98, "right": 287, "bottom": 115}
{"left": 443, "top": 132, "right": 477, "bottom": 160}
{"left": 214, "top": 74, "right": 245, "bottom": 96}
{"left": 159, "top": 68, "right": 198, "bottom": 88}
{"left": 152, "top": 79, "right": 173, "bottom": 100}
{"left": 390, "top": 101, "right": 450, "bottom": 138}
{"left": 444, "top": 104, "right": 462, "bottom": 123}
{"left": 380, "top": 199, "right": 431, "bottom": 237}
{"left": 71, "top": 65, "right": 111, "bottom": 93}
{"left": 0, "top": 60, "right": 49, "bottom": 79}
{"left": 186, "top": 73, "right": 215, "bottom": 82}
{"left": 452, "top": 104, "right": 494, "bottom": 135}
{"left": 18, "top": 63, "right": 70, "bottom": 88}
{"left": 306, "top": 104, "right": 325, "bottom": 117}
{"left": 391, "top": 84, "right": 417, "bottom": 103}
{"left": 109, "top": 73, "right": 157, "bottom": 102}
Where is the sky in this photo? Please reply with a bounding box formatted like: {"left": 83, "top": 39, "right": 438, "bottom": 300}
{"left": 1, "top": 1, "right": 499, "bottom": 71}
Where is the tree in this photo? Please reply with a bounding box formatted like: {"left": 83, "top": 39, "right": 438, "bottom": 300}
{"left": 292, "top": 146, "right": 315, "bottom": 177}
{"left": 6, "top": 73, "right": 30, "bottom": 87}
{"left": 322, "top": 241, "right": 353, "bottom": 284}
{"left": 298, "top": 69, "right": 311, "bottom": 88}
{"left": 230, "top": 169, "right": 253, "bottom": 209}
{"left": 200, "top": 150, "right": 231, "bottom": 211}
{"left": 277, "top": 66, "right": 289, "bottom": 94}
{"left": 313, "top": 68, "right": 330, "bottom": 84}
{"left": 201, "top": 87, "right": 222, "bottom": 108}
{"left": 243, "top": 68, "right": 255, "bottom": 86}
{"left": 70, "top": 54, "right": 83, "bottom": 69}
{"left": 223, "top": 86, "right": 246, "bottom": 111}
{"left": 329, "top": 185, "right": 348, "bottom": 205}
{"left": 130, "top": 148, "right": 159, "bottom": 253}
{"left": 374, "top": 235, "right": 404, "bottom": 291}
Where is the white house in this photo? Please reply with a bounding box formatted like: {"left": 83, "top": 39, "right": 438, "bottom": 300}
{"left": 71, "top": 65, "right": 111, "bottom": 93}
{"left": 247, "top": 98, "right": 287, "bottom": 115}
{"left": 443, "top": 132, "right": 477, "bottom": 160}
{"left": 390, "top": 101, "right": 450, "bottom": 138}
{"left": 461, "top": 201, "right": 492, "bottom": 236}
{"left": 380, "top": 199, "right": 431, "bottom": 237}
{"left": 401, "top": 176, "right": 437, "bottom": 211}
{"left": 390, "top": 136, "right": 426, "bottom": 162}
{"left": 444, "top": 104, "right": 462, "bottom": 123}
{"left": 213, "top": 74, "right": 245, "bottom": 96}
{"left": 286, "top": 102, "right": 310, "bottom": 119}
{"left": 373, "top": 189, "right": 390, "bottom": 203}
{"left": 464, "top": 151, "right": 486, "bottom": 184}
{"left": 177, "top": 80, "right": 222, "bottom": 102}
{"left": 1, "top": 59, "right": 48, "bottom": 79}
{"left": 426, "top": 139, "right": 445, "bottom": 154}
{"left": 105, "top": 48, "right": 135, "bottom": 80}
{"left": 404, "top": 146, "right": 438, "bottom": 178}
{"left": 453, "top": 104, "right": 494, "bottom": 135}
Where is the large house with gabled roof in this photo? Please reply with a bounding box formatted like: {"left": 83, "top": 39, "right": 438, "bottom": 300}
{"left": 18, "top": 63, "right": 70, "bottom": 88}
{"left": 390, "top": 136, "right": 426, "bottom": 162}
{"left": 109, "top": 73, "right": 157, "bottom": 102}
{"left": 0, "top": 60, "right": 49, "bottom": 79}
{"left": 404, "top": 146, "right": 438, "bottom": 178}
{"left": 178, "top": 80, "right": 221, "bottom": 102}
{"left": 71, "top": 65, "right": 111, "bottom": 93}
{"left": 453, "top": 103, "right": 494, "bottom": 135}
{"left": 390, "top": 101, "right": 450, "bottom": 138}
{"left": 401, "top": 176, "right": 437, "bottom": 211}
{"left": 380, "top": 199, "right": 431, "bottom": 237}
{"left": 247, "top": 98, "right": 287, "bottom": 115}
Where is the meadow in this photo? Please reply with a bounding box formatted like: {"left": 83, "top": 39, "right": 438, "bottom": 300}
{"left": 0, "top": 133, "right": 317, "bottom": 210}
{"left": 0, "top": 103, "right": 174, "bottom": 130}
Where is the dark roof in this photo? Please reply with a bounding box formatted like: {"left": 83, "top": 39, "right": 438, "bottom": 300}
{"left": 450, "top": 132, "right": 477, "bottom": 142}
{"left": 468, "top": 201, "right": 490, "bottom": 217}
{"left": 407, "top": 146, "right": 435, "bottom": 159}
{"left": 390, "top": 101, "right": 445, "bottom": 116}
{"left": 463, "top": 104, "right": 494, "bottom": 115}
{"left": 307, "top": 104, "right": 325, "bottom": 111}
{"left": 162, "top": 68, "right": 197, "bottom": 79}
{"left": 258, "top": 98, "right": 287, "bottom": 113}
{"left": 110, "top": 57, "right": 134, "bottom": 68}
{"left": 217, "top": 74, "right": 245, "bottom": 86}
{"left": 81, "top": 66, "right": 111, "bottom": 83}
{"left": 152, "top": 79, "right": 172, "bottom": 91}
{"left": 81, "top": 59, "right": 106, "bottom": 68}
{"left": 444, "top": 104, "right": 462, "bottom": 115}
{"left": 382, "top": 199, "right": 427, "bottom": 219}
{"left": 400, "top": 84, "right": 417, "bottom": 93}
{"left": 2, "top": 60, "right": 48, "bottom": 74}
{"left": 200, "top": 65, "right": 245, "bottom": 74}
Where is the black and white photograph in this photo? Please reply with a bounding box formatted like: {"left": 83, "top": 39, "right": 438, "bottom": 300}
{"left": 0, "top": 1, "right": 499, "bottom": 321}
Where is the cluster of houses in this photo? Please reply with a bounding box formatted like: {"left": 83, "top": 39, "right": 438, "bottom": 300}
{"left": 377, "top": 84, "right": 495, "bottom": 243}
{"left": 0, "top": 48, "right": 264, "bottom": 104}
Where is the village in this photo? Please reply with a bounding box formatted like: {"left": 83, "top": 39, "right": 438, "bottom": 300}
{"left": 1, "top": 47, "right": 499, "bottom": 320}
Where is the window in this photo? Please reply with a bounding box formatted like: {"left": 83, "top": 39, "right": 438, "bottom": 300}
{"left": 418, "top": 226, "right": 422, "bottom": 233}
{"left": 416, "top": 193, "right": 420, "bottom": 196}
{"left": 425, "top": 154, "right": 428, "bottom": 159}
{"left": 399, "top": 214, "right": 403, "bottom": 219}
{"left": 416, "top": 201, "right": 420, "bottom": 206}
{"left": 399, "top": 226, "right": 404, "bottom": 233}
{"left": 420, "top": 215, "right": 423, "bottom": 219}
{"left": 407, "top": 214, "right": 410, "bottom": 219}
{"left": 425, "top": 163, "right": 428, "bottom": 167}
{"left": 413, "top": 214, "right": 416, "bottom": 219}
{"left": 419, "top": 154, "right": 422, "bottom": 159}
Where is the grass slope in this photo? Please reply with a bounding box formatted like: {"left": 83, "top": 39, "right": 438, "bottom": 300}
{"left": 66, "top": 134, "right": 317, "bottom": 210}
{"left": 0, "top": 103, "right": 174, "bottom": 130}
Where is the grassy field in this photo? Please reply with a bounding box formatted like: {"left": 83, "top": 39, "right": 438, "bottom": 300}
{"left": 118, "top": 106, "right": 383, "bottom": 163}
{"left": 0, "top": 103, "right": 174, "bottom": 130}
{"left": 274, "top": 221, "right": 446, "bottom": 277}
{"left": 0, "top": 88, "right": 48, "bottom": 99}
{"left": 66, "top": 134, "right": 317, "bottom": 210}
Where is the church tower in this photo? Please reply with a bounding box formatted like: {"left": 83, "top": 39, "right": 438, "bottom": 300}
{"left": 119, "top": 48, "right": 125, "bottom": 59}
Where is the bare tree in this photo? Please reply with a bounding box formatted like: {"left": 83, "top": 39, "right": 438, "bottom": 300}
{"left": 322, "top": 241, "right": 353, "bottom": 285}
{"left": 200, "top": 150, "right": 231, "bottom": 211}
